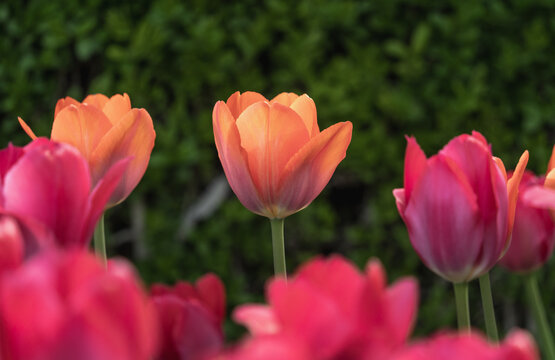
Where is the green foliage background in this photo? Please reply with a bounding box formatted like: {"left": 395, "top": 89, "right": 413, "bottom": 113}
{"left": 1, "top": 0, "right": 555, "bottom": 340}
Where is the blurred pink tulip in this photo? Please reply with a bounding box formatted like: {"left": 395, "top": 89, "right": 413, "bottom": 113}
{"left": 392, "top": 330, "right": 538, "bottom": 360}
{"left": 213, "top": 91, "right": 352, "bottom": 219}
{"left": 150, "top": 274, "right": 226, "bottom": 360}
{"left": 233, "top": 255, "right": 418, "bottom": 359}
{"left": 0, "top": 250, "right": 158, "bottom": 360}
{"left": 0, "top": 139, "right": 128, "bottom": 249}
{"left": 500, "top": 171, "right": 555, "bottom": 272}
{"left": 393, "top": 132, "right": 528, "bottom": 282}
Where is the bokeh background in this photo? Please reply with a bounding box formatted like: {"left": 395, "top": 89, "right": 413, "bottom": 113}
{"left": 1, "top": 0, "right": 555, "bottom": 340}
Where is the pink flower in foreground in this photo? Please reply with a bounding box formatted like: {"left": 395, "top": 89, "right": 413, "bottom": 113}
{"left": 231, "top": 255, "right": 418, "bottom": 359}
{"left": 0, "top": 250, "right": 158, "bottom": 360}
{"left": 392, "top": 330, "right": 538, "bottom": 360}
{"left": 393, "top": 132, "right": 528, "bottom": 282}
{"left": 213, "top": 91, "right": 352, "bottom": 218}
{"left": 500, "top": 171, "right": 555, "bottom": 272}
{"left": 0, "top": 139, "right": 128, "bottom": 249}
{"left": 151, "top": 274, "right": 226, "bottom": 360}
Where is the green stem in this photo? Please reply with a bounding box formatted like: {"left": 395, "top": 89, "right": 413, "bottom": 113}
{"left": 453, "top": 282, "right": 471, "bottom": 331}
{"left": 270, "top": 218, "right": 287, "bottom": 279}
{"left": 94, "top": 213, "right": 107, "bottom": 267}
{"left": 525, "top": 272, "right": 555, "bottom": 360}
{"left": 479, "top": 272, "right": 499, "bottom": 342}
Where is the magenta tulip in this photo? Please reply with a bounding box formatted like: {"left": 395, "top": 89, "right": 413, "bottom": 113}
{"left": 0, "top": 250, "right": 158, "bottom": 360}
{"left": 500, "top": 171, "right": 555, "bottom": 272}
{"left": 393, "top": 132, "right": 528, "bottom": 282}
{"left": 233, "top": 255, "right": 418, "bottom": 359}
{"left": 0, "top": 139, "right": 128, "bottom": 249}
{"left": 151, "top": 274, "right": 226, "bottom": 360}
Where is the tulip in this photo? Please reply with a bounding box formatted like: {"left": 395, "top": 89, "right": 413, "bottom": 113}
{"left": 213, "top": 91, "right": 352, "bottom": 277}
{"left": 213, "top": 91, "right": 352, "bottom": 219}
{"left": 0, "top": 139, "right": 128, "bottom": 249}
{"left": 524, "top": 145, "right": 555, "bottom": 212}
{"left": 392, "top": 330, "right": 538, "bottom": 360}
{"left": 500, "top": 171, "right": 555, "bottom": 273}
{"left": 150, "top": 274, "right": 226, "bottom": 360}
{"left": 18, "top": 93, "right": 155, "bottom": 207}
{"left": 233, "top": 255, "right": 418, "bottom": 359}
{"left": 393, "top": 131, "right": 528, "bottom": 337}
{"left": 0, "top": 250, "right": 158, "bottom": 360}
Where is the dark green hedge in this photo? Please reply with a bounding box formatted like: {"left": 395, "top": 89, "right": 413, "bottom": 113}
{"left": 1, "top": 0, "right": 554, "bottom": 339}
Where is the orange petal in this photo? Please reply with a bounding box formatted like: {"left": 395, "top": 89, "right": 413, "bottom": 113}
{"left": 102, "top": 93, "right": 132, "bottom": 124}
{"left": 506, "top": 150, "right": 529, "bottom": 238}
{"left": 545, "top": 168, "right": 555, "bottom": 190}
{"left": 17, "top": 117, "right": 38, "bottom": 140}
{"left": 236, "top": 102, "right": 310, "bottom": 214}
{"left": 290, "top": 94, "right": 319, "bottom": 138}
{"left": 276, "top": 121, "right": 353, "bottom": 218}
{"left": 54, "top": 96, "right": 80, "bottom": 118}
{"left": 82, "top": 94, "right": 110, "bottom": 110}
{"left": 270, "top": 92, "right": 299, "bottom": 107}
{"left": 89, "top": 108, "right": 155, "bottom": 205}
{"left": 226, "top": 91, "right": 267, "bottom": 119}
{"left": 51, "top": 104, "right": 113, "bottom": 160}
{"left": 548, "top": 144, "right": 555, "bottom": 174}
{"left": 213, "top": 101, "right": 264, "bottom": 214}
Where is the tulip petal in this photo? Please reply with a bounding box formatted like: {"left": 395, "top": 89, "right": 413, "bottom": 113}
{"left": 404, "top": 155, "right": 485, "bottom": 282}
{"left": 82, "top": 158, "right": 130, "bottom": 246}
{"left": 0, "top": 144, "right": 24, "bottom": 203}
{"left": 236, "top": 102, "right": 310, "bottom": 215}
{"left": 213, "top": 101, "right": 264, "bottom": 214}
{"left": 270, "top": 92, "right": 299, "bottom": 107}
{"left": 506, "top": 151, "right": 529, "bottom": 240}
{"left": 0, "top": 215, "right": 23, "bottom": 274}
{"left": 3, "top": 142, "right": 91, "bottom": 248}
{"left": 493, "top": 156, "right": 507, "bottom": 182}
{"left": 226, "top": 91, "right": 268, "bottom": 119}
{"left": 385, "top": 278, "right": 418, "bottom": 345}
{"left": 290, "top": 95, "right": 319, "bottom": 137}
{"left": 54, "top": 96, "right": 81, "bottom": 117}
{"left": 82, "top": 94, "right": 110, "bottom": 110}
{"left": 102, "top": 93, "right": 132, "bottom": 125}
{"left": 523, "top": 185, "right": 555, "bottom": 210}
{"left": 393, "top": 188, "right": 407, "bottom": 217}
{"left": 196, "top": 273, "right": 226, "bottom": 325}
{"left": 17, "top": 117, "right": 38, "bottom": 140}
{"left": 403, "top": 136, "right": 427, "bottom": 203}
{"left": 89, "top": 109, "right": 155, "bottom": 205}
{"left": 274, "top": 121, "right": 352, "bottom": 218}
{"left": 233, "top": 305, "right": 280, "bottom": 335}
{"left": 548, "top": 144, "right": 555, "bottom": 174}
{"left": 546, "top": 168, "right": 555, "bottom": 190}
{"left": 268, "top": 278, "right": 352, "bottom": 359}
{"left": 51, "top": 104, "right": 113, "bottom": 160}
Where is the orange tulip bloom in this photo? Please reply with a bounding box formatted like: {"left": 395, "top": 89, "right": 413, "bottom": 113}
{"left": 213, "top": 91, "right": 352, "bottom": 219}
{"left": 18, "top": 93, "right": 155, "bottom": 206}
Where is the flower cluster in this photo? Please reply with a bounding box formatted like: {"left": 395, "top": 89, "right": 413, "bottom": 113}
{"left": 1, "top": 91, "right": 552, "bottom": 359}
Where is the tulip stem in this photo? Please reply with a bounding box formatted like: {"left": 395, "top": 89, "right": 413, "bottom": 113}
{"left": 270, "top": 218, "right": 287, "bottom": 279}
{"left": 94, "top": 214, "right": 107, "bottom": 267}
{"left": 479, "top": 272, "right": 499, "bottom": 342}
{"left": 453, "top": 282, "right": 471, "bottom": 331}
{"left": 524, "top": 272, "right": 555, "bottom": 360}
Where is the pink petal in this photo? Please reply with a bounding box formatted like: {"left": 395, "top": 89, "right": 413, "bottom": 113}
{"left": 403, "top": 136, "right": 427, "bottom": 204}
{"left": 195, "top": 273, "right": 226, "bottom": 325}
{"left": 233, "top": 305, "right": 280, "bottom": 335}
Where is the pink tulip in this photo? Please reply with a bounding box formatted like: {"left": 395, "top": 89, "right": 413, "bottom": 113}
{"left": 0, "top": 139, "right": 128, "bottom": 249}
{"left": 233, "top": 255, "right": 418, "bottom": 359}
{"left": 151, "top": 274, "right": 226, "bottom": 360}
{"left": 393, "top": 132, "right": 528, "bottom": 282}
{"left": 523, "top": 145, "right": 555, "bottom": 213}
{"left": 500, "top": 171, "right": 555, "bottom": 272}
{"left": 213, "top": 91, "right": 352, "bottom": 218}
{"left": 392, "top": 330, "right": 538, "bottom": 360}
{"left": 0, "top": 250, "right": 158, "bottom": 360}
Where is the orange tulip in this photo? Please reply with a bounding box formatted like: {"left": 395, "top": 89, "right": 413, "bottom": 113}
{"left": 18, "top": 93, "right": 155, "bottom": 206}
{"left": 213, "top": 91, "right": 352, "bottom": 219}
